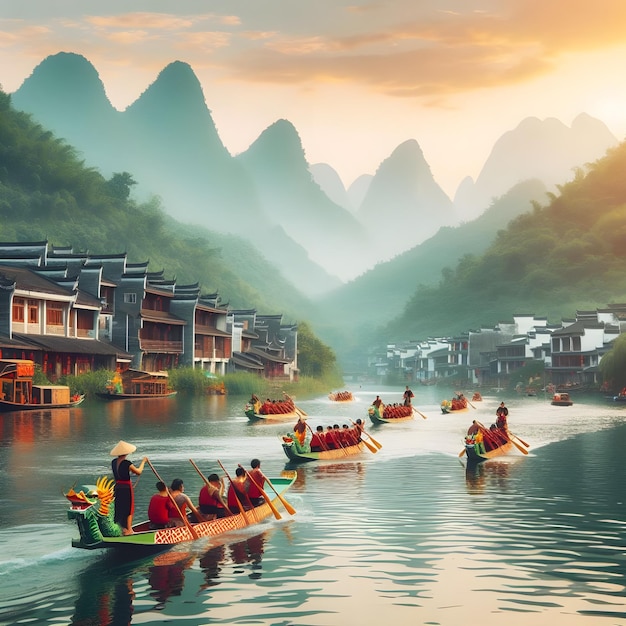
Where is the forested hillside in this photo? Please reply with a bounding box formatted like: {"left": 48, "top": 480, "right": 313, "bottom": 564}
{"left": 0, "top": 89, "right": 314, "bottom": 319}
{"left": 386, "top": 142, "right": 626, "bottom": 340}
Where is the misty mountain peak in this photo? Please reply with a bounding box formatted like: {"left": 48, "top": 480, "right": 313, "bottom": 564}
{"left": 241, "top": 119, "right": 308, "bottom": 173}
{"left": 13, "top": 52, "right": 113, "bottom": 114}
{"left": 377, "top": 139, "right": 432, "bottom": 183}
{"left": 127, "top": 60, "right": 207, "bottom": 116}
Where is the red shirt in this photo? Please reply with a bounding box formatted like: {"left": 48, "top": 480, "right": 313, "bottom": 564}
{"left": 310, "top": 433, "right": 324, "bottom": 449}
{"left": 199, "top": 484, "right": 222, "bottom": 508}
{"left": 248, "top": 468, "right": 265, "bottom": 499}
{"left": 148, "top": 493, "right": 173, "bottom": 525}
{"left": 227, "top": 481, "right": 248, "bottom": 510}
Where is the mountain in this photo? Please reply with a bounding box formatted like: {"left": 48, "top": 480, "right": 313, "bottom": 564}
{"left": 0, "top": 86, "right": 315, "bottom": 320}
{"left": 454, "top": 114, "right": 619, "bottom": 220}
{"left": 309, "top": 163, "right": 353, "bottom": 211}
{"left": 11, "top": 52, "right": 342, "bottom": 293}
{"left": 356, "top": 139, "right": 457, "bottom": 262}
{"left": 347, "top": 174, "right": 373, "bottom": 210}
{"left": 11, "top": 52, "right": 621, "bottom": 292}
{"left": 235, "top": 120, "right": 371, "bottom": 281}
{"left": 313, "top": 179, "right": 548, "bottom": 364}
{"left": 388, "top": 139, "right": 626, "bottom": 341}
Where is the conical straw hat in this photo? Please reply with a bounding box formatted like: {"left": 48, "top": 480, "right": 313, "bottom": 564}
{"left": 110, "top": 440, "right": 136, "bottom": 456}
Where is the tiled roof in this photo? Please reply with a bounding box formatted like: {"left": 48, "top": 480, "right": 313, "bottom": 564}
{"left": 13, "top": 333, "right": 132, "bottom": 357}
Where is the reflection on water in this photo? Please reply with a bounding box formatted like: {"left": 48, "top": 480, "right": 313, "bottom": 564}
{"left": 2, "top": 389, "right": 626, "bottom": 625}
{"left": 67, "top": 531, "right": 270, "bottom": 625}
{"left": 465, "top": 459, "right": 516, "bottom": 494}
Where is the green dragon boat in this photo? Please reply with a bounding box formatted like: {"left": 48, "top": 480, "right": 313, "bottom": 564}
{"left": 66, "top": 472, "right": 297, "bottom": 554}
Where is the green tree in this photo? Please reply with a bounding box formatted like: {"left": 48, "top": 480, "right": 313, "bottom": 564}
{"left": 297, "top": 321, "right": 337, "bottom": 378}
{"left": 106, "top": 172, "right": 137, "bottom": 201}
{"left": 599, "top": 334, "right": 626, "bottom": 391}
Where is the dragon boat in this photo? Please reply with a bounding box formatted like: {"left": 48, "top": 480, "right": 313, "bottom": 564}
{"left": 65, "top": 472, "right": 297, "bottom": 553}
{"left": 368, "top": 404, "right": 414, "bottom": 424}
{"left": 245, "top": 393, "right": 306, "bottom": 422}
{"left": 441, "top": 395, "right": 469, "bottom": 414}
{"left": 281, "top": 434, "right": 365, "bottom": 463}
{"left": 464, "top": 430, "right": 513, "bottom": 463}
{"left": 328, "top": 391, "right": 353, "bottom": 402}
{"left": 463, "top": 422, "right": 529, "bottom": 463}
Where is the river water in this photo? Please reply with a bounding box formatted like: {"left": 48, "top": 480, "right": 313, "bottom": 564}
{"left": 1, "top": 385, "right": 626, "bottom": 626}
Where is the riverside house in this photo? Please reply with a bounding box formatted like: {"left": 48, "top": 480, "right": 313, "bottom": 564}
{"left": 0, "top": 241, "right": 297, "bottom": 381}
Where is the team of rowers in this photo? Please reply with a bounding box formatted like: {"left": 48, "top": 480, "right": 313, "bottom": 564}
{"left": 328, "top": 390, "right": 353, "bottom": 401}
{"left": 146, "top": 458, "right": 270, "bottom": 531}
{"left": 249, "top": 394, "right": 295, "bottom": 415}
{"left": 464, "top": 402, "right": 510, "bottom": 452}
{"left": 289, "top": 417, "right": 365, "bottom": 452}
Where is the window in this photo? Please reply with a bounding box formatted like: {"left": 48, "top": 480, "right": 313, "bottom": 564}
{"left": 28, "top": 300, "right": 38, "bottom": 324}
{"left": 12, "top": 298, "right": 24, "bottom": 322}
{"left": 124, "top": 293, "right": 137, "bottom": 304}
{"left": 47, "top": 305, "right": 63, "bottom": 326}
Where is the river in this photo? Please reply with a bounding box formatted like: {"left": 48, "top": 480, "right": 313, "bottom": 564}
{"left": 1, "top": 385, "right": 626, "bottom": 626}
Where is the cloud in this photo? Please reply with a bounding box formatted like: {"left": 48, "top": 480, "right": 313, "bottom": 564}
{"left": 219, "top": 0, "right": 626, "bottom": 100}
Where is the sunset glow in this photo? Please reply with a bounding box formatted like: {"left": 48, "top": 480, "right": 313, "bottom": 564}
{"left": 1, "top": 0, "right": 625, "bottom": 196}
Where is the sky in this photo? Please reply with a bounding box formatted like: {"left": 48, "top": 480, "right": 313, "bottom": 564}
{"left": 1, "top": 0, "right": 626, "bottom": 198}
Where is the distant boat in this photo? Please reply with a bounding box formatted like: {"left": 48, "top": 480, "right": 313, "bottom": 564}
{"left": 0, "top": 359, "right": 85, "bottom": 412}
{"left": 96, "top": 368, "right": 176, "bottom": 400}
{"left": 328, "top": 391, "right": 353, "bottom": 402}
{"left": 551, "top": 392, "right": 573, "bottom": 407}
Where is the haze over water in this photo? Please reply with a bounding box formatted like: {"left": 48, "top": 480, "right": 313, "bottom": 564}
{"left": 1, "top": 386, "right": 626, "bottom": 625}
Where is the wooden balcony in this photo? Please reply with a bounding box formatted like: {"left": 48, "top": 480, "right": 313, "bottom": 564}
{"left": 139, "top": 339, "right": 183, "bottom": 353}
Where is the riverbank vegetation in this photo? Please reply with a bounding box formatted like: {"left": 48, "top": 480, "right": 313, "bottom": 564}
{"left": 384, "top": 142, "right": 626, "bottom": 341}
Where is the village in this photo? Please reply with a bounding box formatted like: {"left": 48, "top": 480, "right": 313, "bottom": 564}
{"left": 0, "top": 240, "right": 298, "bottom": 383}
{"left": 377, "top": 306, "right": 626, "bottom": 391}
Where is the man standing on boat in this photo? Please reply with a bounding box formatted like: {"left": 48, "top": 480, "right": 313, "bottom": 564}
{"left": 294, "top": 416, "right": 307, "bottom": 447}
{"left": 403, "top": 386, "right": 414, "bottom": 406}
{"left": 496, "top": 402, "right": 509, "bottom": 429}
{"left": 110, "top": 440, "right": 147, "bottom": 535}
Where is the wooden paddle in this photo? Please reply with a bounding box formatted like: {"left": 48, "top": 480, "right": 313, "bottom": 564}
{"left": 189, "top": 458, "right": 233, "bottom": 516}
{"left": 508, "top": 437, "right": 529, "bottom": 455}
{"left": 357, "top": 434, "right": 377, "bottom": 454}
{"left": 412, "top": 407, "right": 428, "bottom": 419}
{"left": 238, "top": 464, "right": 281, "bottom": 520}
{"left": 258, "top": 471, "right": 296, "bottom": 516}
{"left": 351, "top": 419, "right": 382, "bottom": 449}
{"left": 217, "top": 459, "right": 252, "bottom": 525}
{"left": 146, "top": 458, "right": 198, "bottom": 539}
{"left": 510, "top": 432, "right": 530, "bottom": 448}
{"left": 283, "top": 391, "right": 307, "bottom": 417}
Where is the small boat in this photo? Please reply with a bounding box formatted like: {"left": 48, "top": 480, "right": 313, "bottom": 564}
{"left": 281, "top": 434, "right": 365, "bottom": 463}
{"left": 551, "top": 392, "right": 573, "bottom": 406}
{"left": 441, "top": 395, "right": 469, "bottom": 414}
{"left": 244, "top": 393, "right": 305, "bottom": 421}
{"left": 96, "top": 368, "right": 176, "bottom": 400}
{"left": 471, "top": 392, "right": 483, "bottom": 402}
{"left": 368, "top": 404, "right": 413, "bottom": 424}
{"left": 66, "top": 472, "right": 297, "bottom": 553}
{"left": 0, "top": 359, "right": 85, "bottom": 412}
{"left": 328, "top": 390, "right": 353, "bottom": 402}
